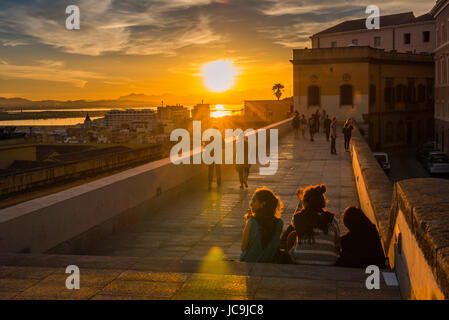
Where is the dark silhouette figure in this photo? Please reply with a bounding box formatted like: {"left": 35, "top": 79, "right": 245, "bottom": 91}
{"left": 314, "top": 110, "right": 320, "bottom": 133}
{"left": 308, "top": 115, "right": 316, "bottom": 141}
{"left": 207, "top": 127, "right": 223, "bottom": 190}
{"left": 324, "top": 115, "right": 331, "bottom": 142}
{"left": 343, "top": 119, "right": 354, "bottom": 151}
{"left": 337, "top": 206, "right": 386, "bottom": 268}
{"left": 301, "top": 115, "right": 307, "bottom": 138}
{"left": 292, "top": 111, "right": 300, "bottom": 138}
{"left": 330, "top": 117, "right": 337, "bottom": 154}
{"left": 236, "top": 136, "right": 250, "bottom": 189}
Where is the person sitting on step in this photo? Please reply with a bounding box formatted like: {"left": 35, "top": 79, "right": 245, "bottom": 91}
{"left": 336, "top": 206, "right": 386, "bottom": 268}
{"left": 286, "top": 184, "right": 341, "bottom": 265}
{"left": 240, "top": 187, "right": 284, "bottom": 263}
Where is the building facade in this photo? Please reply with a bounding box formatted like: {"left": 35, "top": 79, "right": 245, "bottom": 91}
{"left": 431, "top": 0, "right": 449, "bottom": 155}
{"left": 157, "top": 105, "right": 190, "bottom": 122}
{"left": 311, "top": 12, "right": 435, "bottom": 54}
{"left": 192, "top": 104, "right": 211, "bottom": 128}
{"left": 244, "top": 99, "right": 293, "bottom": 123}
{"left": 104, "top": 109, "right": 156, "bottom": 130}
{"left": 292, "top": 46, "right": 434, "bottom": 150}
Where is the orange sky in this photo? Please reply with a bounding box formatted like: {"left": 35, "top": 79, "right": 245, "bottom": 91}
{"left": 0, "top": 0, "right": 432, "bottom": 104}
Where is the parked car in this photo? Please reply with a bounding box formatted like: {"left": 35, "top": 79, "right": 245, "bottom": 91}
{"left": 422, "top": 150, "right": 445, "bottom": 169}
{"left": 416, "top": 141, "right": 437, "bottom": 163}
{"left": 373, "top": 152, "right": 390, "bottom": 175}
{"left": 427, "top": 152, "right": 449, "bottom": 175}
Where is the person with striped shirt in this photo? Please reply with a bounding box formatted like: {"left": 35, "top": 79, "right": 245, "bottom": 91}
{"left": 286, "top": 184, "right": 341, "bottom": 265}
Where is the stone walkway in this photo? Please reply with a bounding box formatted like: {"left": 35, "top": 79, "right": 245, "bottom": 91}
{"left": 0, "top": 128, "right": 402, "bottom": 300}
{"left": 71, "top": 127, "right": 357, "bottom": 260}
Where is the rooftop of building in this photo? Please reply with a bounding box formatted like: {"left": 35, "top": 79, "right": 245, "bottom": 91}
{"left": 312, "top": 12, "right": 434, "bottom": 38}
{"left": 291, "top": 46, "right": 434, "bottom": 63}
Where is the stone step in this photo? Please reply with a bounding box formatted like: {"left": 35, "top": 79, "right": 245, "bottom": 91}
{"left": 0, "top": 253, "right": 401, "bottom": 300}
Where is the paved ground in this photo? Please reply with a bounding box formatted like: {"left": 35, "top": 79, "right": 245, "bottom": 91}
{"left": 0, "top": 253, "right": 401, "bottom": 300}
{"left": 70, "top": 128, "right": 357, "bottom": 260}
{"left": 0, "top": 128, "right": 402, "bottom": 300}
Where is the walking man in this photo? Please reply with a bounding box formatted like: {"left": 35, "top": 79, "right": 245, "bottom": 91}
{"left": 308, "top": 114, "right": 316, "bottom": 141}
{"left": 292, "top": 111, "right": 300, "bottom": 139}
{"left": 324, "top": 115, "right": 331, "bottom": 142}
{"left": 236, "top": 136, "right": 250, "bottom": 189}
{"left": 330, "top": 117, "right": 337, "bottom": 155}
{"left": 343, "top": 118, "right": 354, "bottom": 152}
{"left": 207, "top": 127, "right": 223, "bottom": 190}
{"left": 314, "top": 110, "right": 320, "bottom": 133}
{"left": 301, "top": 114, "right": 307, "bottom": 138}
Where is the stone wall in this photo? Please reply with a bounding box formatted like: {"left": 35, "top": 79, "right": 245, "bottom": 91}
{"left": 350, "top": 129, "right": 449, "bottom": 299}
{"left": 0, "top": 118, "right": 293, "bottom": 254}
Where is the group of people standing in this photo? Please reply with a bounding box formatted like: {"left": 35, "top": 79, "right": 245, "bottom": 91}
{"left": 206, "top": 132, "right": 251, "bottom": 190}
{"left": 292, "top": 110, "right": 354, "bottom": 155}
{"left": 240, "top": 185, "right": 386, "bottom": 268}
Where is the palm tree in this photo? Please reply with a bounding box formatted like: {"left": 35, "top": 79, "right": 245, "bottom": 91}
{"left": 272, "top": 83, "right": 285, "bottom": 100}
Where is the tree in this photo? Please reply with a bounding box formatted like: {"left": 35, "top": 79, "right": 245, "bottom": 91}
{"left": 272, "top": 83, "right": 285, "bottom": 101}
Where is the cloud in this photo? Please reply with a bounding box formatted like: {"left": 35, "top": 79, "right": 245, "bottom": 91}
{"left": 1, "top": 40, "right": 30, "bottom": 47}
{"left": 257, "top": 0, "right": 435, "bottom": 48}
{"left": 0, "top": 0, "right": 223, "bottom": 56}
{"left": 260, "top": 0, "right": 432, "bottom": 16}
{"left": 0, "top": 59, "right": 109, "bottom": 87}
{"left": 124, "top": 15, "right": 224, "bottom": 55}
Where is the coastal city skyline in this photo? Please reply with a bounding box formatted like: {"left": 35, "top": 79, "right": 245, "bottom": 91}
{"left": 0, "top": 0, "right": 432, "bottom": 103}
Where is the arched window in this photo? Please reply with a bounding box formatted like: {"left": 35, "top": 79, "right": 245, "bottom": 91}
{"left": 397, "top": 121, "right": 405, "bottom": 141}
{"left": 308, "top": 86, "right": 320, "bottom": 107}
{"left": 386, "top": 121, "right": 394, "bottom": 142}
{"left": 340, "top": 85, "right": 353, "bottom": 106}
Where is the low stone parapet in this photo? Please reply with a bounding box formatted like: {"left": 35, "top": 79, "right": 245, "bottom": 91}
{"left": 350, "top": 128, "right": 449, "bottom": 299}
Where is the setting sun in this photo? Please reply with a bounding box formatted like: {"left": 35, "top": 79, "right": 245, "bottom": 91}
{"left": 200, "top": 60, "right": 238, "bottom": 93}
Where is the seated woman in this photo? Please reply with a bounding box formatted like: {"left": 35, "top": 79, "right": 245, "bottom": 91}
{"left": 240, "top": 187, "right": 284, "bottom": 263}
{"left": 287, "top": 184, "right": 341, "bottom": 265}
{"left": 336, "top": 206, "right": 386, "bottom": 268}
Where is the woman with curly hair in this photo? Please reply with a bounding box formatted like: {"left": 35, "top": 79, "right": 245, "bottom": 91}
{"left": 240, "top": 187, "right": 284, "bottom": 263}
{"left": 287, "top": 184, "right": 341, "bottom": 265}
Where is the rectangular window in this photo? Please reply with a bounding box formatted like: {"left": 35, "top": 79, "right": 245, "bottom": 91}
{"left": 351, "top": 39, "right": 358, "bottom": 45}
{"left": 331, "top": 41, "right": 337, "bottom": 48}
{"left": 384, "top": 78, "right": 395, "bottom": 110}
{"left": 437, "top": 28, "right": 440, "bottom": 47}
{"left": 423, "top": 31, "right": 430, "bottom": 43}
{"left": 443, "top": 24, "right": 446, "bottom": 43}
{"left": 404, "top": 33, "right": 411, "bottom": 44}
{"left": 374, "top": 36, "right": 381, "bottom": 47}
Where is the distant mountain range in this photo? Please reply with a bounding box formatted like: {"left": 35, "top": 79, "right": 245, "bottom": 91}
{"left": 0, "top": 94, "right": 161, "bottom": 109}
{"left": 0, "top": 90, "right": 287, "bottom": 109}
